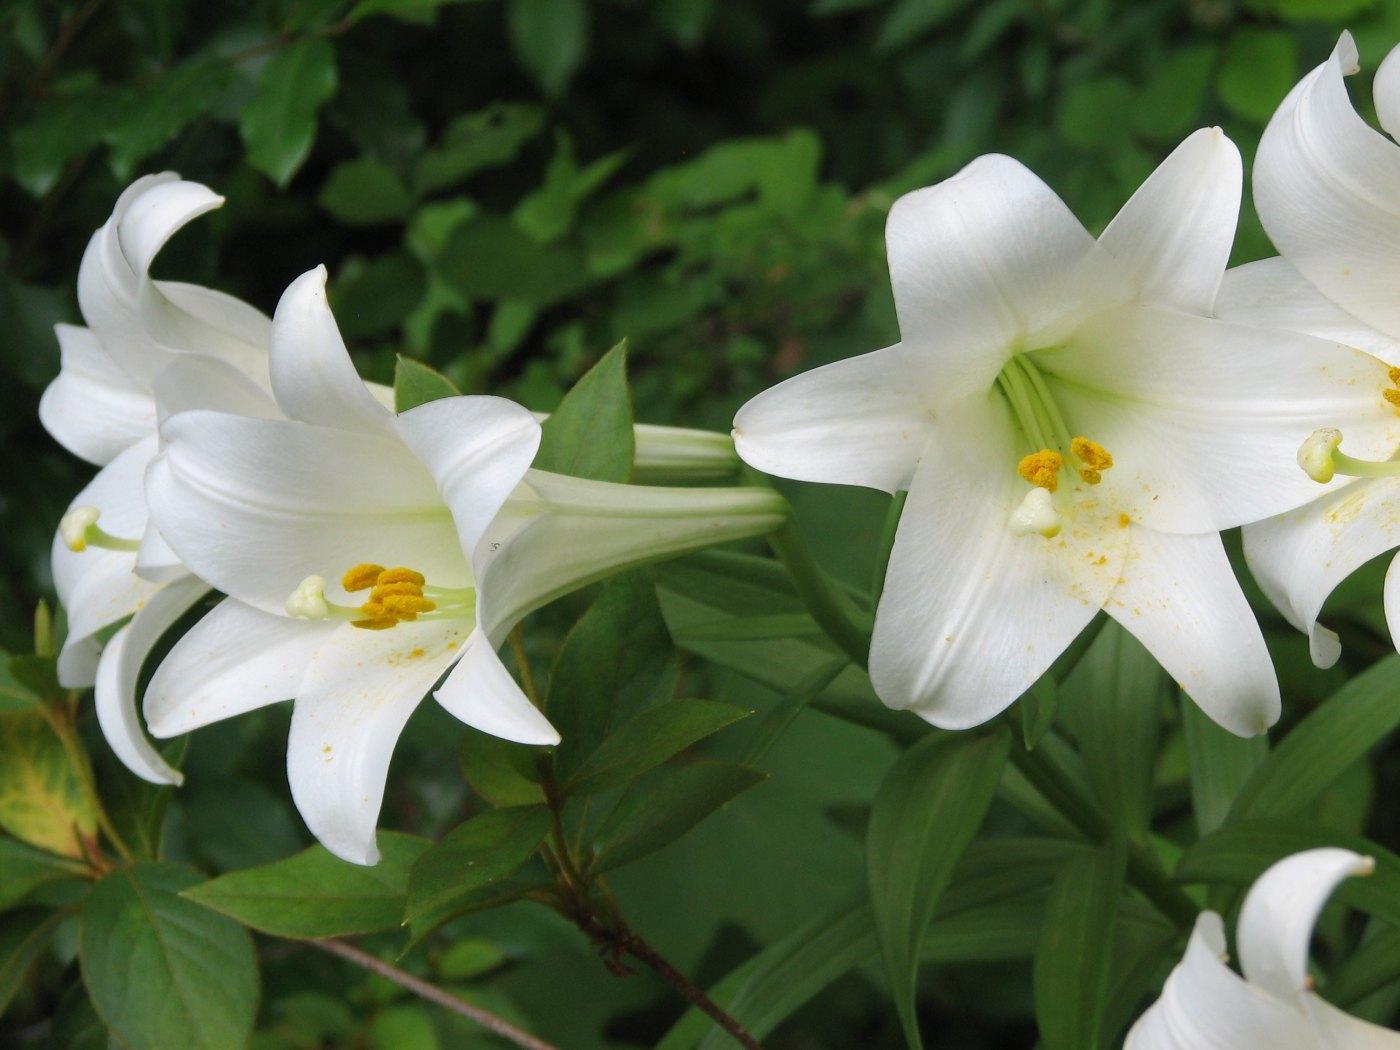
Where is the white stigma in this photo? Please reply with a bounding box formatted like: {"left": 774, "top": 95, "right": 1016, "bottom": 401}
{"left": 286, "top": 575, "right": 330, "bottom": 619}
{"left": 1298, "top": 427, "right": 1342, "bottom": 483}
{"left": 1009, "top": 487, "right": 1062, "bottom": 538}
{"left": 59, "top": 505, "right": 102, "bottom": 552}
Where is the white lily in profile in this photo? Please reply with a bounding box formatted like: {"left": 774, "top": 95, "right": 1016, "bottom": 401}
{"left": 1125, "top": 847, "right": 1398, "bottom": 1048}
{"left": 733, "top": 129, "right": 1400, "bottom": 735}
{"left": 44, "top": 172, "right": 276, "bottom": 788}
{"left": 1212, "top": 33, "right": 1400, "bottom": 669}
{"left": 139, "top": 267, "right": 787, "bottom": 864}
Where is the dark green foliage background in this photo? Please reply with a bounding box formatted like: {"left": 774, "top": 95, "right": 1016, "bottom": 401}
{"left": 3, "top": 0, "right": 1400, "bottom": 1046}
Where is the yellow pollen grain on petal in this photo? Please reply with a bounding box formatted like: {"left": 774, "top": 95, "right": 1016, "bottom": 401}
{"left": 1070, "top": 437, "right": 1113, "bottom": 471}
{"left": 1079, "top": 468, "right": 1102, "bottom": 485}
{"left": 1017, "top": 450, "right": 1062, "bottom": 491}
{"left": 1118, "top": 513, "right": 1131, "bottom": 528}
{"left": 342, "top": 563, "right": 385, "bottom": 592}
{"left": 377, "top": 567, "right": 426, "bottom": 587}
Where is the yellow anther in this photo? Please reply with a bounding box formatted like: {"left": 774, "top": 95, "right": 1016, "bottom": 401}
{"left": 1385, "top": 389, "right": 1400, "bottom": 409}
{"left": 342, "top": 563, "right": 385, "bottom": 592}
{"left": 376, "top": 567, "right": 426, "bottom": 587}
{"left": 1389, "top": 367, "right": 1400, "bottom": 386}
{"left": 1017, "top": 450, "right": 1062, "bottom": 491}
{"left": 1071, "top": 437, "right": 1113, "bottom": 469}
{"left": 379, "top": 595, "right": 436, "bottom": 618}
{"left": 351, "top": 617, "right": 398, "bottom": 630}
{"left": 370, "top": 581, "right": 425, "bottom": 601}
{"left": 1079, "top": 468, "right": 1102, "bottom": 485}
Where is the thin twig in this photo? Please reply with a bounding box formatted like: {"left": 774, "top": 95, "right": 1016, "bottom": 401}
{"left": 311, "top": 938, "right": 560, "bottom": 1050}
{"left": 616, "top": 927, "right": 763, "bottom": 1050}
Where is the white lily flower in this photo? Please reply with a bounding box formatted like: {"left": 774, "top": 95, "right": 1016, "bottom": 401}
{"left": 733, "top": 130, "right": 1400, "bottom": 735}
{"left": 140, "top": 267, "right": 786, "bottom": 864}
{"left": 43, "top": 173, "right": 282, "bottom": 788}
{"left": 1125, "top": 848, "right": 1398, "bottom": 1048}
{"left": 1211, "top": 33, "right": 1400, "bottom": 670}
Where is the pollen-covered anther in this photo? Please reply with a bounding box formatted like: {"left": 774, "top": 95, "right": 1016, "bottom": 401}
{"left": 1070, "top": 437, "right": 1113, "bottom": 484}
{"left": 376, "top": 567, "right": 425, "bottom": 587}
{"left": 342, "top": 563, "right": 385, "bottom": 591}
{"left": 1009, "top": 487, "right": 1062, "bottom": 538}
{"left": 376, "top": 594, "right": 437, "bottom": 619}
{"left": 1017, "top": 450, "right": 1062, "bottom": 491}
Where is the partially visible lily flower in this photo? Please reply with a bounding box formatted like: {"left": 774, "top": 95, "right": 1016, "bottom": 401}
{"left": 733, "top": 129, "right": 1400, "bottom": 735}
{"left": 1125, "top": 848, "right": 1398, "bottom": 1048}
{"left": 1212, "top": 33, "right": 1400, "bottom": 669}
{"left": 44, "top": 173, "right": 277, "bottom": 788}
{"left": 138, "top": 267, "right": 787, "bottom": 864}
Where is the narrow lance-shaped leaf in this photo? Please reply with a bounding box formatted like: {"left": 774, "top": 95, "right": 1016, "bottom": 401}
{"left": 79, "top": 863, "right": 258, "bottom": 1050}
{"left": 563, "top": 699, "right": 750, "bottom": 796}
{"left": 182, "top": 832, "right": 429, "bottom": 938}
{"left": 535, "top": 339, "right": 635, "bottom": 482}
{"left": 866, "top": 727, "right": 1010, "bottom": 1050}
{"left": 1229, "top": 654, "right": 1400, "bottom": 823}
{"left": 0, "top": 908, "right": 67, "bottom": 1016}
{"left": 1032, "top": 837, "right": 1128, "bottom": 1050}
{"left": 1181, "top": 693, "right": 1267, "bottom": 836}
{"left": 394, "top": 354, "right": 460, "bottom": 413}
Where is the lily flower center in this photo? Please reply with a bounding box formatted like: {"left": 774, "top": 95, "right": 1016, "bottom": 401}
{"left": 285, "top": 563, "right": 475, "bottom": 631}
{"left": 995, "top": 354, "right": 1115, "bottom": 539}
{"left": 59, "top": 506, "right": 142, "bottom": 553}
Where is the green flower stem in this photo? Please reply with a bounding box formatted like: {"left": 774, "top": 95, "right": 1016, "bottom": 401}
{"left": 1004, "top": 733, "right": 1198, "bottom": 930}
{"left": 869, "top": 490, "right": 907, "bottom": 601}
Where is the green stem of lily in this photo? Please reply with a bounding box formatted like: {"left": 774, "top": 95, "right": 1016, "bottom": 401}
{"left": 869, "top": 490, "right": 907, "bottom": 602}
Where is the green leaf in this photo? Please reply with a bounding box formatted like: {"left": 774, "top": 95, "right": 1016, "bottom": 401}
{"left": 1217, "top": 28, "right": 1298, "bottom": 123}
{"left": 1230, "top": 655, "right": 1400, "bottom": 823}
{"left": 1056, "top": 77, "right": 1137, "bottom": 151}
{"left": 435, "top": 214, "right": 592, "bottom": 304}
{"left": 1178, "top": 821, "right": 1400, "bottom": 926}
{"left": 534, "top": 340, "right": 635, "bottom": 482}
{"left": 412, "top": 103, "right": 545, "bottom": 196}
{"left": 0, "top": 837, "right": 86, "bottom": 910}
{"left": 241, "top": 37, "right": 339, "bottom": 185}
{"left": 403, "top": 857, "right": 553, "bottom": 950}
{"left": 548, "top": 572, "right": 677, "bottom": 780}
{"left": 514, "top": 132, "right": 628, "bottom": 242}
{"left": 458, "top": 729, "right": 546, "bottom": 807}
{"left": 1019, "top": 675, "right": 1057, "bottom": 750}
{"left": 1061, "top": 621, "right": 1168, "bottom": 838}
{"left": 181, "top": 832, "right": 429, "bottom": 938}
{"left": 105, "top": 61, "right": 233, "bottom": 180}
{"left": 866, "top": 728, "right": 1010, "bottom": 1049}
{"left": 0, "top": 655, "right": 43, "bottom": 713}
{"left": 0, "top": 712, "right": 98, "bottom": 859}
{"left": 875, "top": 0, "right": 974, "bottom": 50}
{"left": 404, "top": 806, "right": 551, "bottom": 933}
{"left": 350, "top": 0, "right": 490, "bottom": 21}
{"left": 80, "top": 863, "right": 258, "bottom": 1050}
{"left": 1032, "top": 838, "right": 1127, "bottom": 1050}
{"left": 564, "top": 699, "right": 749, "bottom": 796}
{"left": 318, "top": 157, "right": 415, "bottom": 225}
{"left": 590, "top": 760, "right": 766, "bottom": 873}
{"left": 0, "top": 907, "right": 66, "bottom": 1016}
{"left": 506, "top": 0, "right": 589, "bottom": 97}
{"left": 393, "top": 355, "right": 460, "bottom": 413}
{"left": 1182, "top": 694, "right": 1267, "bottom": 836}
{"left": 1132, "top": 45, "right": 1217, "bottom": 142}
{"left": 1326, "top": 924, "right": 1400, "bottom": 1007}
{"left": 657, "top": 896, "right": 878, "bottom": 1050}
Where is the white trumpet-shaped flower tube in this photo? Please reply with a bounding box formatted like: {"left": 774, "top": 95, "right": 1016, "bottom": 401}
{"left": 137, "top": 267, "right": 786, "bottom": 864}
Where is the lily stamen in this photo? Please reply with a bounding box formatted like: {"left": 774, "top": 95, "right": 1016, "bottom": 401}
{"left": 288, "top": 564, "right": 474, "bottom": 630}
{"left": 59, "top": 505, "right": 142, "bottom": 553}
{"left": 1297, "top": 427, "right": 1400, "bottom": 483}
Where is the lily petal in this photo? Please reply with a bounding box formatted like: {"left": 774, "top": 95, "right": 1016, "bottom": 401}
{"left": 433, "top": 629, "right": 560, "bottom": 745}
{"left": 1242, "top": 478, "right": 1400, "bottom": 669}
{"left": 1124, "top": 913, "right": 1308, "bottom": 1049}
{"left": 148, "top": 410, "right": 466, "bottom": 614}
{"left": 268, "top": 267, "right": 393, "bottom": 434}
{"left": 393, "top": 395, "right": 541, "bottom": 556}
{"left": 868, "top": 392, "right": 1126, "bottom": 727}
{"left": 1098, "top": 127, "right": 1241, "bottom": 314}
{"left": 732, "top": 344, "right": 932, "bottom": 494}
{"left": 150, "top": 354, "right": 280, "bottom": 422}
{"left": 1041, "top": 303, "right": 1400, "bottom": 533}
{"left": 1237, "top": 847, "right": 1374, "bottom": 1002}
{"left": 1374, "top": 42, "right": 1400, "bottom": 143}
{"left": 287, "top": 618, "right": 468, "bottom": 864}
{"left": 40, "top": 324, "right": 155, "bottom": 466}
{"left": 476, "top": 469, "right": 788, "bottom": 640}
{"left": 145, "top": 598, "right": 336, "bottom": 737}
{"left": 1215, "top": 258, "right": 1400, "bottom": 364}
{"left": 1254, "top": 32, "right": 1400, "bottom": 340}
{"left": 93, "top": 576, "right": 208, "bottom": 785}
{"left": 1107, "top": 527, "right": 1279, "bottom": 736}
{"left": 886, "top": 153, "right": 1126, "bottom": 408}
